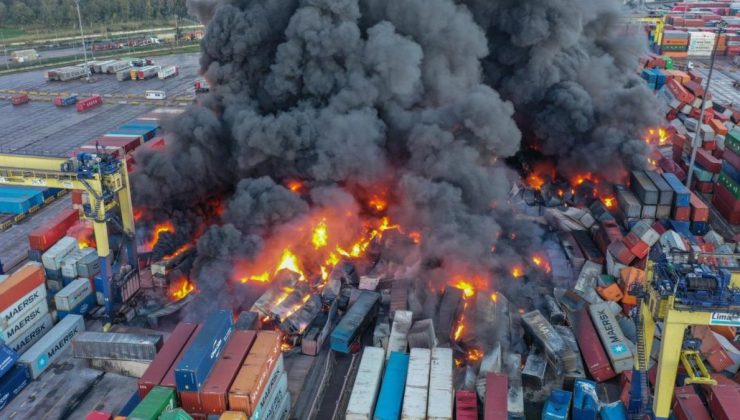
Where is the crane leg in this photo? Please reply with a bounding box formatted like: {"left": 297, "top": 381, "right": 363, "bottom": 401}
{"left": 653, "top": 320, "right": 685, "bottom": 419}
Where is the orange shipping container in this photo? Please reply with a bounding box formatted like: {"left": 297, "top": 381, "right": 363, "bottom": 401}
{"left": 228, "top": 331, "right": 281, "bottom": 416}
{"left": 619, "top": 267, "right": 645, "bottom": 305}
{"left": 710, "top": 119, "right": 729, "bottom": 136}
{"left": 597, "top": 283, "right": 624, "bottom": 302}
{"left": 220, "top": 412, "right": 248, "bottom": 420}
{"left": 0, "top": 263, "right": 45, "bottom": 312}
{"left": 710, "top": 326, "right": 736, "bottom": 342}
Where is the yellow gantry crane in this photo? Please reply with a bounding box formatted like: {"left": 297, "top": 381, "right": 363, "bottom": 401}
{"left": 632, "top": 254, "right": 740, "bottom": 419}
{"left": 625, "top": 15, "right": 666, "bottom": 47}
{"left": 0, "top": 151, "right": 137, "bottom": 318}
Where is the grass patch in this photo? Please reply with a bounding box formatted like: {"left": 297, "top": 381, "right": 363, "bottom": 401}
{"left": 0, "top": 27, "right": 27, "bottom": 40}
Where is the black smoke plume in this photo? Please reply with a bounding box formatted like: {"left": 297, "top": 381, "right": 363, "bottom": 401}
{"left": 134, "top": 0, "right": 658, "bottom": 323}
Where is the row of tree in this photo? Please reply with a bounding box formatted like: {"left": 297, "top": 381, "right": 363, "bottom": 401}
{"left": 0, "top": 0, "right": 189, "bottom": 27}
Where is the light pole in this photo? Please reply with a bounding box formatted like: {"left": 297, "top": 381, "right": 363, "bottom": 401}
{"left": 74, "top": 0, "right": 91, "bottom": 81}
{"left": 686, "top": 20, "right": 727, "bottom": 188}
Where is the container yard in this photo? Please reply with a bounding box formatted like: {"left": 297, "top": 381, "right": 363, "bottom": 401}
{"left": 2, "top": 1, "right": 740, "bottom": 420}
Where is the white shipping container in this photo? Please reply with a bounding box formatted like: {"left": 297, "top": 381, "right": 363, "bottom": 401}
{"left": 386, "top": 310, "right": 412, "bottom": 360}
{"left": 257, "top": 372, "right": 288, "bottom": 420}
{"left": 631, "top": 221, "right": 660, "bottom": 247}
{"left": 0, "top": 282, "right": 46, "bottom": 331}
{"left": 401, "top": 348, "right": 431, "bottom": 420}
{"left": 0, "top": 300, "right": 49, "bottom": 342}
{"left": 60, "top": 248, "right": 94, "bottom": 279}
{"left": 55, "top": 279, "right": 93, "bottom": 312}
{"left": 7, "top": 313, "right": 53, "bottom": 355}
{"left": 251, "top": 354, "right": 286, "bottom": 420}
{"left": 589, "top": 302, "right": 634, "bottom": 373}
{"left": 157, "top": 65, "right": 178, "bottom": 80}
{"left": 275, "top": 384, "right": 291, "bottom": 420}
{"left": 18, "top": 314, "right": 85, "bottom": 379}
{"left": 427, "top": 347, "right": 453, "bottom": 420}
{"left": 346, "top": 347, "right": 385, "bottom": 420}
{"left": 688, "top": 32, "right": 717, "bottom": 56}
{"left": 42, "top": 237, "right": 78, "bottom": 271}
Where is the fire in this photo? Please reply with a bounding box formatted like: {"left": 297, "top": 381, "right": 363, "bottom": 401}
{"left": 602, "top": 196, "right": 616, "bottom": 209}
{"left": 467, "top": 348, "right": 484, "bottom": 362}
{"left": 276, "top": 249, "right": 304, "bottom": 279}
{"left": 286, "top": 180, "right": 304, "bottom": 193}
{"left": 531, "top": 255, "right": 551, "bottom": 273}
{"left": 164, "top": 243, "right": 190, "bottom": 260}
{"left": 511, "top": 266, "right": 523, "bottom": 278}
{"left": 78, "top": 241, "right": 93, "bottom": 249}
{"left": 312, "top": 219, "right": 329, "bottom": 249}
{"left": 368, "top": 194, "right": 388, "bottom": 212}
{"left": 527, "top": 174, "right": 545, "bottom": 191}
{"left": 452, "top": 280, "right": 476, "bottom": 299}
{"left": 572, "top": 173, "right": 596, "bottom": 186}
{"left": 490, "top": 292, "right": 498, "bottom": 303}
{"left": 145, "top": 222, "right": 175, "bottom": 250}
{"left": 133, "top": 209, "right": 143, "bottom": 222}
{"left": 169, "top": 277, "right": 195, "bottom": 300}
{"left": 453, "top": 315, "right": 465, "bottom": 341}
{"left": 408, "top": 231, "right": 422, "bottom": 244}
{"left": 644, "top": 127, "right": 669, "bottom": 146}
{"left": 241, "top": 272, "right": 271, "bottom": 283}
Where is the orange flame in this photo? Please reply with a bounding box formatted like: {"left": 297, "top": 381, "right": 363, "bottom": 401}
{"left": 453, "top": 315, "right": 465, "bottom": 341}
{"left": 531, "top": 255, "right": 552, "bottom": 273}
{"left": 490, "top": 292, "right": 498, "bottom": 303}
{"left": 452, "top": 280, "right": 476, "bottom": 299}
{"left": 408, "top": 231, "right": 422, "bottom": 244}
{"left": 286, "top": 180, "right": 305, "bottom": 194}
{"left": 276, "top": 249, "right": 305, "bottom": 279}
{"left": 165, "top": 243, "right": 190, "bottom": 260}
{"left": 511, "top": 266, "right": 523, "bottom": 278}
{"left": 368, "top": 194, "right": 388, "bottom": 212}
{"left": 467, "top": 348, "right": 484, "bottom": 362}
{"left": 527, "top": 174, "right": 545, "bottom": 191}
{"left": 644, "top": 127, "right": 669, "bottom": 146}
{"left": 169, "top": 277, "right": 195, "bottom": 300}
{"left": 312, "top": 219, "right": 329, "bottom": 249}
{"left": 145, "top": 222, "right": 175, "bottom": 250}
{"left": 602, "top": 196, "right": 616, "bottom": 209}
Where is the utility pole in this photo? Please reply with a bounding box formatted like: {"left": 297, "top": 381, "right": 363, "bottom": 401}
{"left": 74, "top": 0, "right": 91, "bottom": 81}
{"left": 686, "top": 20, "right": 727, "bottom": 188}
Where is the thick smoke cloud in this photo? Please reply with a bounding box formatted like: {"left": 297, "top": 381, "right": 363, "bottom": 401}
{"left": 133, "top": 0, "right": 658, "bottom": 311}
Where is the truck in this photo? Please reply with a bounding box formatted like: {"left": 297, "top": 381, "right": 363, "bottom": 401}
{"left": 194, "top": 79, "right": 210, "bottom": 93}
{"left": 53, "top": 95, "right": 78, "bottom": 107}
{"left": 145, "top": 90, "right": 166, "bottom": 100}
{"left": 136, "top": 66, "right": 160, "bottom": 80}
{"left": 158, "top": 65, "right": 179, "bottom": 80}
{"left": 104, "top": 60, "right": 131, "bottom": 74}
{"left": 10, "top": 49, "right": 38, "bottom": 63}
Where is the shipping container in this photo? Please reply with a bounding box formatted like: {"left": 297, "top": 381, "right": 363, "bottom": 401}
{"left": 158, "top": 408, "right": 191, "bottom": 420}
{"left": 571, "top": 230, "right": 603, "bottom": 264}
{"left": 77, "top": 96, "right": 103, "bottom": 112}
{"left": 484, "top": 372, "right": 508, "bottom": 420}
{"left": 72, "top": 331, "right": 163, "bottom": 361}
{"left": 219, "top": 412, "right": 247, "bottom": 420}
{"left": 630, "top": 171, "right": 659, "bottom": 204}
{"left": 521, "top": 310, "right": 577, "bottom": 374}
{"left": 175, "top": 309, "right": 233, "bottom": 392}
{"left": 615, "top": 186, "right": 642, "bottom": 219}
{"left": 89, "top": 358, "right": 149, "bottom": 378}
{"left": 0, "top": 299, "right": 48, "bottom": 342}
{"left": 522, "top": 348, "right": 547, "bottom": 389}
{"left": 672, "top": 387, "right": 711, "bottom": 420}
{"left": 201, "top": 330, "right": 256, "bottom": 414}
{"left": 0, "top": 364, "right": 31, "bottom": 410}
{"left": 401, "top": 348, "right": 430, "bottom": 420}
{"left": 645, "top": 171, "right": 674, "bottom": 205}
{"left": 386, "top": 310, "right": 412, "bottom": 360}
{"left": 93, "top": 136, "right": 142, "bottom": 154}
{"left": 61, "top": 248, "right": 95, "bottom": 280}
{"left": 136, "top": 66, "right": 160, "bottom": 80}
{"left": 572, "top": 379, "right": 598, "bottom": 419}
{"left": 42, "top": 236, "right": 78, "bottom": 271}
{"left": 76, "top": 252, "right": 101, "bottom": 279}
{"left": 0, "top": 342, "right": 18, "bottom": 377}
{"left": 158, "top": 65, "right": 179, "bottom": 80}
{"left": 128, "top": 386, "right": 176, "bottom": 420}
{"left": 6, "top": 313, "right": 53, "bottom": 355}
{"left": 55, "top": 278, "right": 93, "bottom": 311}
{"left": 117, "top": 69, "right": 131, "bottom": 81}
{"left": 374, "top": 351, "right": 409, "bottom": 420}
{"left": 228, "top": 331, "right": 282, "bottom": 416}
{"left": 139, "top": 322, "right": 199, "bottom": 398}
{"left": 427, "top": 347, "right": 453, "bottom": 420}
{"left": 153, "top": 324, "right": 203, "bottom": 388}
{"left": 255, "top": 370, "right": 288, "bottom": 420}
{"left": 120, "top": 390, "right": 142, "bottom": 417}
{"left": 543, "top": 389, "right": 572, "bottom": 420}
{"left": 331, "top": 291, "right": 379, "bottom": 353}
{"left": 11, "top": 94, "right": 29, "bottom": 105}
{"left": 572, "top": 308, "right": 616, "bottom": 381}
{"left": 18, "top": 314, "right": 85, "bottom": 379}
{"left": 706, "top": 385, "right": 740, "bottom": 420}
{"left": 346, "top": 346, "right": 385, "bottom": 420}
{"left": 662, "top": 172, "right": 691, "bottom": 207}
{"left": 86, "top": 411, "right": 113, "bottom": 420}
{"left": 553, "top": 325, "right": 586, "bottom": 389}
{"left": 455, "top": 390, "right": 478, "bottom": 420}
{"left": 589, "top": 302, "right": 633, "bottom": 373}
{"left": 28, "top": 208, "right": 79, "bottom": 252}
{"left": 0, "top": 272, "right": 46, "bottom": 331}
{"left": 179, "top": 390, "right": 202, "bottom": 413}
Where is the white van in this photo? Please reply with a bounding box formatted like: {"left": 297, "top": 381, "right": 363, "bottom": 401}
{"left": 145, "top": 90, "right": 166, "bottom": 100}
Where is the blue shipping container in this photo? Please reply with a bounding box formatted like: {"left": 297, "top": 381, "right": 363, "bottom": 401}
{"left": 0, "top": 365, "right": 31, "bottom": 410}
{"left": 374, "top": 352, "right": 409, "bottom": 420}
{"left": 57, "top": 292, "right": 95, "bottom": 320}
{"left": 109, "top": 127, "right": 156, "bottom": 141}
{"left": 543, "top": 389, "right": 572, "bottom": 420}
{"left": 662, "top": 173, "right": 690, "bottom": 207}
{"left": 119, "top": 389, "right": 141, "bottom": 417}
{"left": 0, "top": 343, "right": 18, "bottom": 378}
{"left": 722, "top": 161, "right": 740, "bottom": 184}
{"left": 668, "top": 220, "right": 697, "bottom": 244}
{"left": 599, "top": 401, "right": 627, "bottom": 420}
{"left": 174, "top": 309, "right": 233, "bottom": 392}
{"left": 690, "top": 221, "right": 710, "bottom": 236}
{"left": 572, "top": 379, "right": 598, "bottom": 420}
{"left": 330, "top": 291, "right": 379, "bottom": 353}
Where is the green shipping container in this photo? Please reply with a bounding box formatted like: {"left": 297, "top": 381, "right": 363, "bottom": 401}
{"left": 718, "top": 172, "right": 740, "bottom": 200}
{"left": 726, "top": 129, "right": 740, "bottom": 156}
{"left": 661, "top": 55, "right": 674, "bottom": 70}
{"left": 128, "top": 386, "right": 176, "bottom": 420}
{"left": 160, "top": 408, "right": 193, "bottom": 420}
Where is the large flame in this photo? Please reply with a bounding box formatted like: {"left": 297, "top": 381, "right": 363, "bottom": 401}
{"left": 644, "top": 127, "right": 669, "bottom": 146}
{"left": 145, "top": 222, "right": 175, "bottom": 250}
{"left": 169, "top": 277, "right": 195, "bottom": 300}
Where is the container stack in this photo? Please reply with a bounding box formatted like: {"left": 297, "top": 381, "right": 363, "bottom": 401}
{"left": 659, "top": 30, "right": 690, "bottom": 58}
{"left": 714, "top": 129, "right": 740, "bottom": 223}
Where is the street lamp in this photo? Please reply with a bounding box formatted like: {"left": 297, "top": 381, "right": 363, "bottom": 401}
{"left": 74, "top": 0, "right": 91, "bottom": 81}
{"left": 685, "top": 20, "right": 728, "bottom": 188}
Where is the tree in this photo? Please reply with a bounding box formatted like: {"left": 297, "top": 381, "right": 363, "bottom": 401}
{"left": 9, "top": 1, "right": 35, "bottom": 26}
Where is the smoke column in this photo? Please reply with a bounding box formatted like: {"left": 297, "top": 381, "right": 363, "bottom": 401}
{"left": 132, "top": 0, "right": 659, "bottom": 314}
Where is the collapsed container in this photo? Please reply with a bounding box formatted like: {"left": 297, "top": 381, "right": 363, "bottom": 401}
{"left": 18, "top": 314, "right": 85, "bottom": 379}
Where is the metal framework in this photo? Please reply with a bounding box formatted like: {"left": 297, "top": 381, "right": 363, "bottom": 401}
{"left": 0, "top": 152, "right": 137, "bottom": 318}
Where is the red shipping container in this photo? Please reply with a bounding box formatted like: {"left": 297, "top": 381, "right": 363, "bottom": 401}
{"left": 484, "top": 372, "right": 508, "bottom": 420}
{"left": 11, "top": 94, "right": 29, "bottom": 105}
{"left": 651, "top": 221, "right": 666, "bottom": 235}
{"left": 673, "top": 391, "right": 711, "bottom": 420}
{"left": 71, "top": 190, "right": 83, "bottom": 205}
{"left": 688, "top": 70, "right": 703, "bottom": 82}
{"left": 672, "top": 206, "right": 691, "bottom": 221}
{"left": 707, "top": 385, "right": 740, "bottom": 420}
{"left": 179, "top": 391, "right": 202, "bottom": 413}
{"left": 684, "top": 80, "right": 706, "bottom": 97}
{"left": 693, "top": 180, "right": 714, "bottom": 194}
{"left": 703, "top": 140, "right": 716, "bottom": 151}
{"left": 138, "top": 322, "right": 199, "bottom": 399}
{"left": 201, "top": 330, "right": 257, "bottom": 414}
{"left": 713, "top": 184, "right": 740, "bottom": 224}
{"left": 690, "top": 192, "right": 710, "bottom": 222}
{"left": 27, "top": 208, "right": 80, "bottom": 251}
{"left": 76, "top": 95, "right": 103, "bottom": 112}
{"left": 574, "top": 308, "right": 617, "bottom": 382}
{"left": 696, "top": 148, "right": 722, "bottom": 173}
{"left": 667, "top": 79, "right": 695, "bottom": 104}
{"left": 161, "top": 325, "right": 203, "bottom": 389}
{"left": 455, "top": 390, "right": 478, "bottom": 420}
{"left": 623, "top": 232, "right": 649, "bottom": 260}
{"left": 86, "top": 412, "right": 113, "bottom": 420}
{"left": 608, "top": 240, "right": 636, "bottom": 266}
{"left": 0, "top": 264, "right": 45, "bottom": 311}
{"left": 90, "top": 136, "right": 142, "bottom": 154}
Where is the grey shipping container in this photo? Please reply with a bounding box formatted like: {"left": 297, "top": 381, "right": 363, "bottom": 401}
{"left": 615, "top": 186, "right": 642, "bottom": 219}
{"left": 18, "top": 314, "right": 85, "bottom": 379}
{"left": 630, "top": 171, "right": 659, "bottom": 205}
{"left": 554, "top": 325, "right": 586, "bottom": 390}
{"left": 588, "top": 302, "right": 633, "bottom": 373}
{"left": 522, "top": 348, "right": 547, "bottom": 390}
{"left": 521, "top": 310, "right": 577, "bottom": 374}
{"left": 76, "top": 252, "right": 101, "bottom": 279}
{"left": 645, "top": 171, "right": 674, "bottom": 206}
{"left": 72, "top": 331, "right": 163, "bottom": 361}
